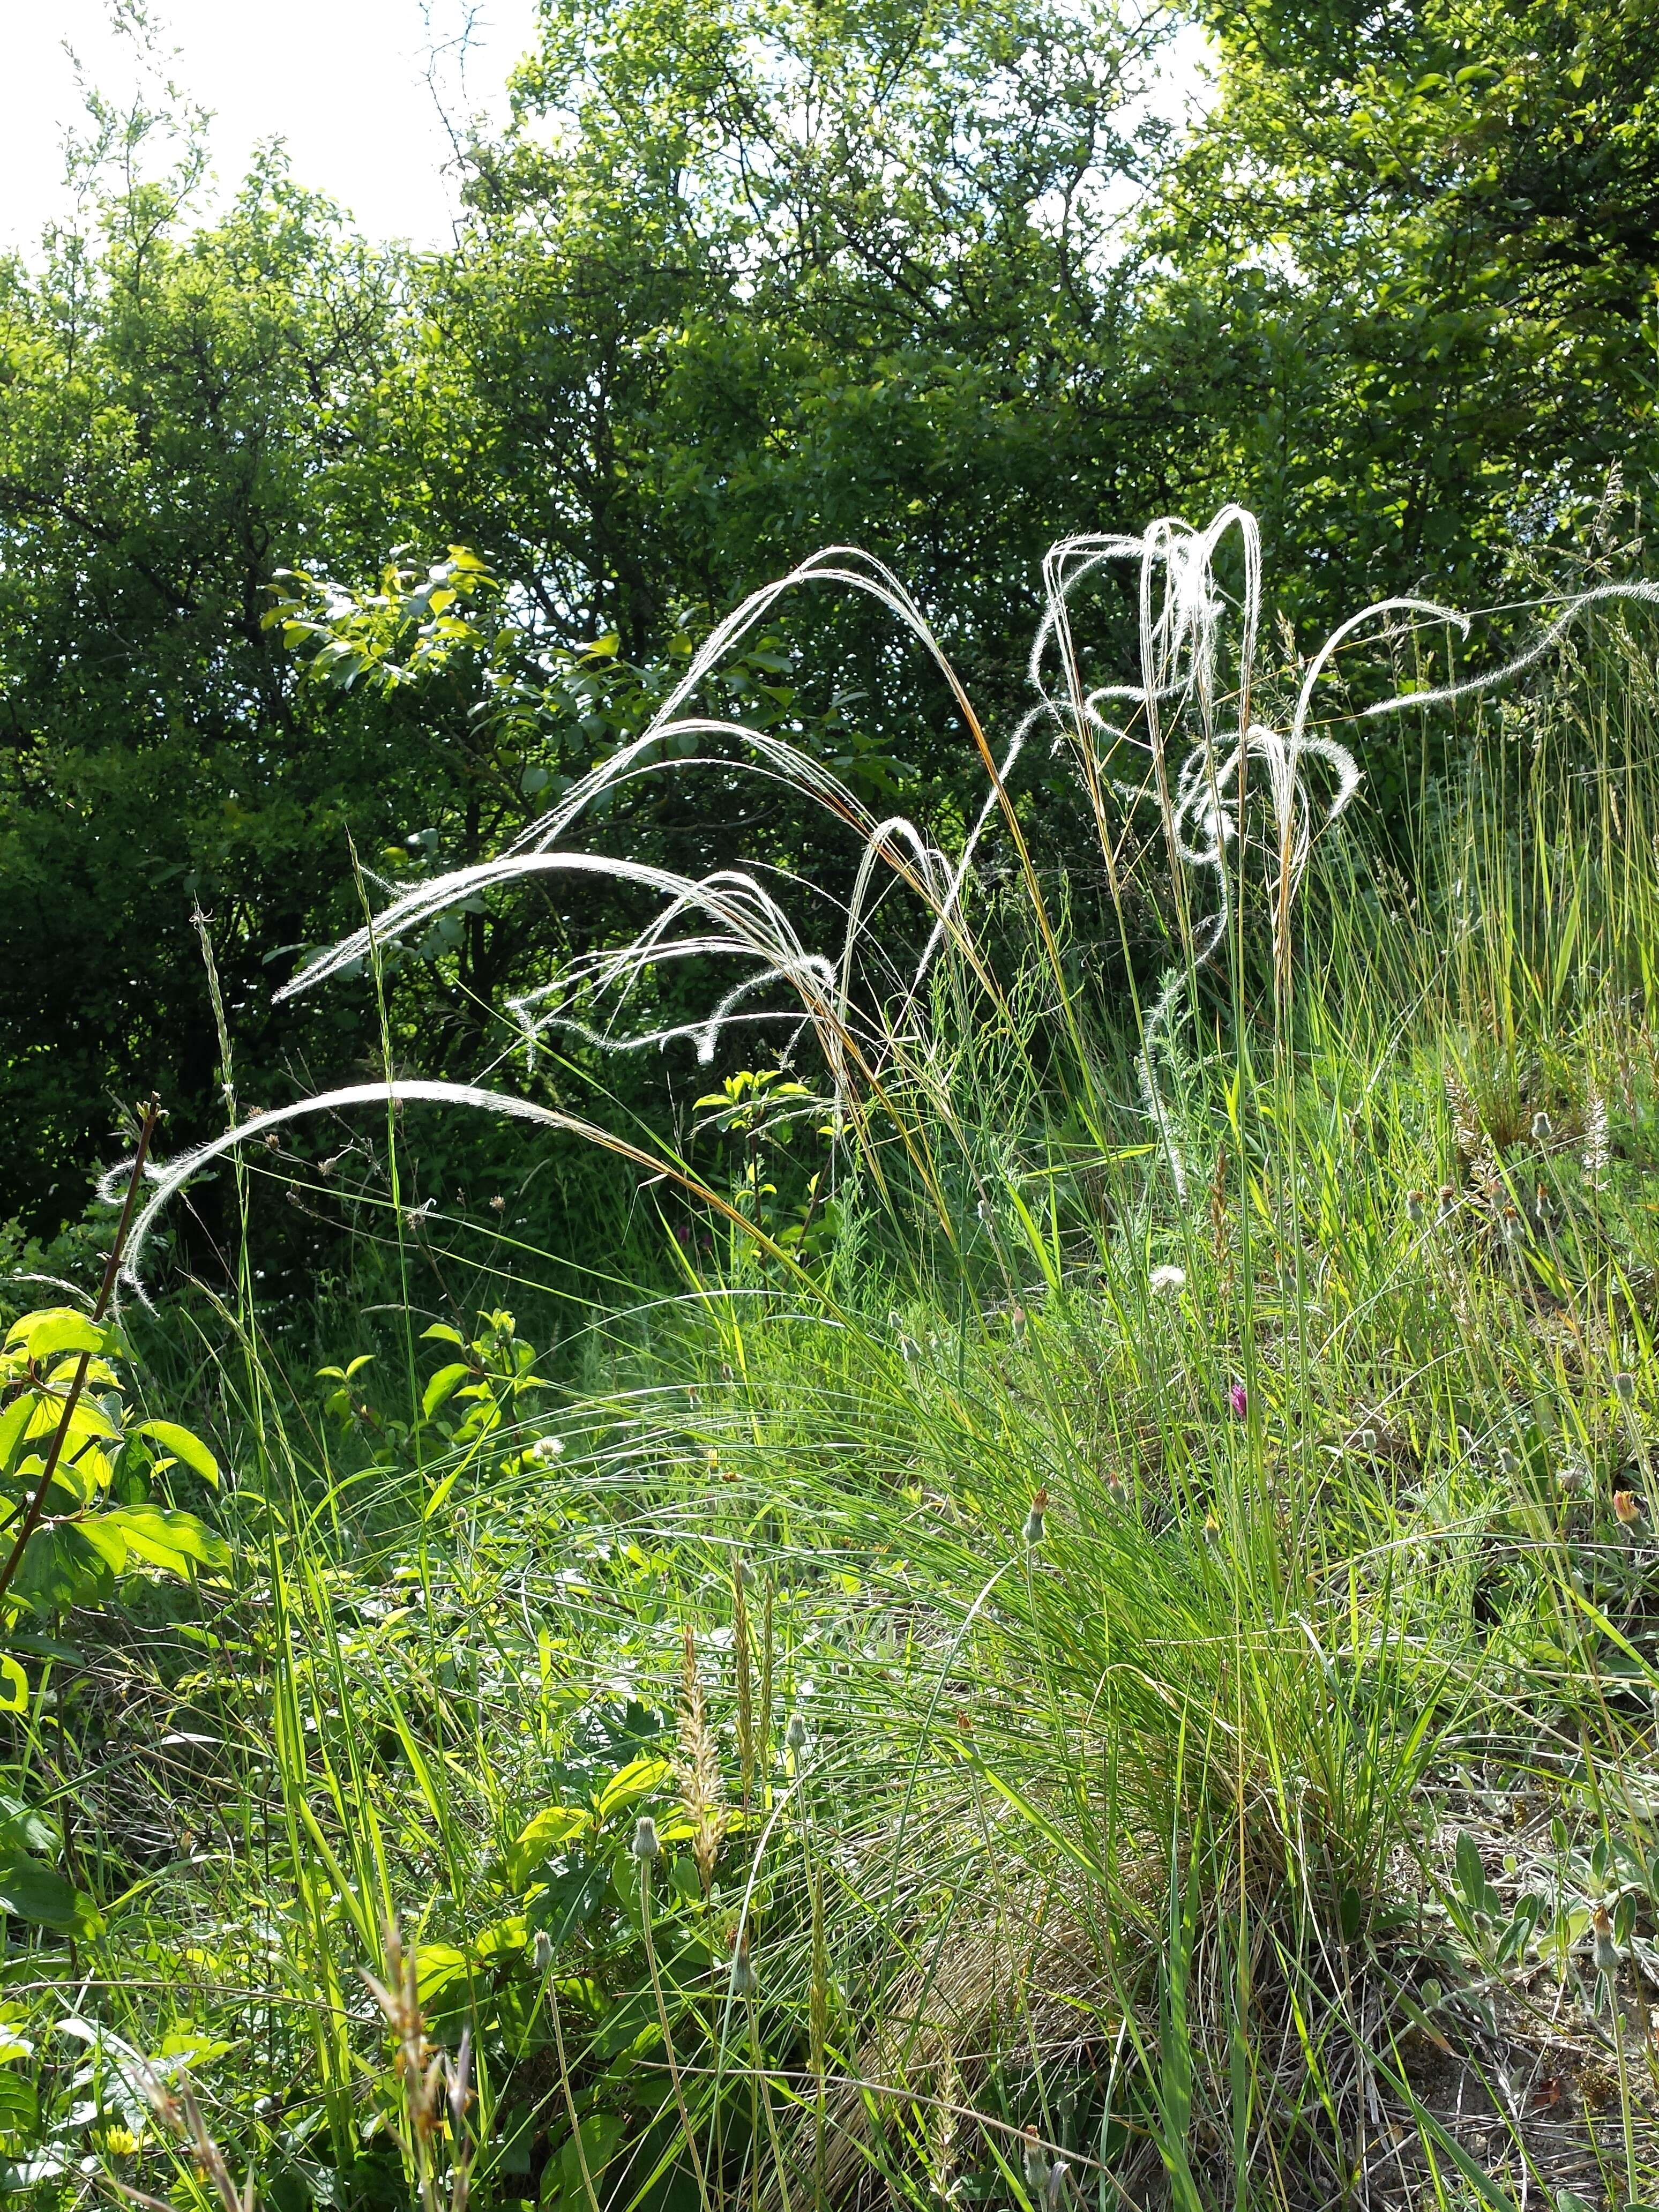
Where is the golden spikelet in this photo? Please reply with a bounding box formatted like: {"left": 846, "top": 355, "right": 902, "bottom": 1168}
{"left": 675, "top": 1623, "right": 727, "bottom": 1895}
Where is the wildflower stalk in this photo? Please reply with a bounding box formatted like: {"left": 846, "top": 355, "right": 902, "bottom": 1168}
{"left": 636, "top": 1834, "right": 715, "bottom": 2212}
{"left": 735, "top": 1560, "right": 755, "bottom": 1822}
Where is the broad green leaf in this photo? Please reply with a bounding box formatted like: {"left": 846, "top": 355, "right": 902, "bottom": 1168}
{"left": 508, "top": 1805, "right": 591, "bottom": 1888}
{"left": 414, "top": 1942, "right": 470, "bottom": 2002}
{"left": 595, "top": 1756, "right": 672, "bottom": 1819}
{"left": 0, "top": 1849, "right": 102, "bottom": 1937}
{"left": 88, "top": 1506, "right": 231, "bottom": 1578}
{"left": 0, "top": 1793, "right": 54, "bottom": 1856}
{"left": 421, "top": 1323, "right": 466, "bottom": 1347}
{"left": 0, "top": 1658, "right": 26, "bottom": 1715}
{"left": 127, "top": 1419, "right": 220, "bottom": 1486}
{"left": 0, "top": 2070, "right": 36, "bottom": 2138}
{"left": 0, "top": 1396, "right": 36, "bottom": 1472}
{"left": 422, "top": 1363, "right": 471, "bottom": 1419}
{"left": 4, "top": 1311, "right": 107, "bottom": 1362}
{"left": 472, "top": 1915, "right": 528, "bottom": 1963}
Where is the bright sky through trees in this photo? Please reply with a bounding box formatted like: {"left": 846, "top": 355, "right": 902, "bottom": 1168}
{"left": 0, "top": 0, "right": 542, "bottom": 253}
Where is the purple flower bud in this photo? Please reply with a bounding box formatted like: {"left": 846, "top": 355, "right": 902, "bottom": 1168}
{"left": 1229, "top": 1381, "right": 1248, "bottom": 1419}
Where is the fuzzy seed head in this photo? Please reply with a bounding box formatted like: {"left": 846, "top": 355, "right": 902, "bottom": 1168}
{"left": 786, "top": 1712, "right": 808, "bottom": 1754}
{"left": 1531, "top": 1111, "right": 1553, "bottom": 1142}
{"left": 1149, "top": 1264, "right": 1186, "bottom": 1294}
{"left": 631, "top": 1815, "right": 660, "bottom": 1863}
{"left": 1615, "top": 1371, "right": 1639, "bottom": 1406}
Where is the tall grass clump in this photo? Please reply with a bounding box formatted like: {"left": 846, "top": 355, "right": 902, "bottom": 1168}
{"left": 7, "top": 498, "right": 1659, "bottom": 2211}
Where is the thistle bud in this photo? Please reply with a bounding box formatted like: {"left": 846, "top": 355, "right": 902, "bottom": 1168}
{"left": 1021, "top": 1488, "right": 1049, "bottom": 1547}
{"left": 631, "top": 1815, "right": 660, "bottom": 1863}
{"left": 785, "top": 1713, "right": 808, "bottom": 1754}
{"left": 1406, "top": 1189, "right": 1426, "bottom": 1225}
{"left": 1022, "top": 2127, "right": 1052, "bottom": 2196}
{"left": 1498, "top": 1449, "right": 1520, "bottom": 1478}
{"left": 1615, "top": 1371, "right": 1639, "bottom": 1406}
{"left": 1531, "top": 1111, "right": 1553, "bottom": 1142}
{"left": 729, "top": 1927, "right": 759, "bottom": 1998}
{"left": 532, "top": 1928, "right": 555, "bottom": 1973}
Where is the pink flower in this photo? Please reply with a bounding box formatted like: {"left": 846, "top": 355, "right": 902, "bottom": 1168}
{"left": 1229, "top": 1380, "right": 1248, "bottom": 1419}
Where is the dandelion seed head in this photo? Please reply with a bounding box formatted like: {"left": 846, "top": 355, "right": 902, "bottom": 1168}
{"left": 1149, "top": 1264, "right": 1186, "bottom": 1294}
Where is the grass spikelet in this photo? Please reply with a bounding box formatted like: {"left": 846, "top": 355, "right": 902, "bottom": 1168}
{"left": 676, "top": 1622, "right": 728, "bottom": 1896}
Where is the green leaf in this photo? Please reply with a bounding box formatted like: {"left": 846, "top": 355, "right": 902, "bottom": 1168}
{"left": 0, "top": 1395, "right": 38, "bottom": 1474}
{"left": 421, "top": 1324, "right": 466, "bottom": 1347}
{"left": 126, "top": 1419, "right": 219, "bottom": 1486}
{"left": 0, "top": 1849, "right": 102, "bottom": 1937}
{"left": 1454, "top": 1830, "right": 1486, "bottom": 1911}
{"left": 595, "top": 1756, "right": 673, "bottom": 1819}
{"left": 508, "top": 1806, "right": 592, "bottom": 1889}
{"left": 84, "top": 1506, "right": 231, "bottom": 1579}
{"left": 0, "top": 2071, "right": 37, "bottom": 2139}
{"left": 0, "top": 1658, "right": 27, "bottom": 1715}
{"left": 4, "top": 1310, "right": 108, "bottom": 1361}
{"left": 0, "top": 1793, "right": 54, "bottom": 1857}
{"left": 422, "top": 1466, "right": 464, "bottom": 1523}
{"left": 422, "top": 1363, "right": 471, "bottom": 1419}
{"left": 544, "top": 2113, "right": 624, "bottom": 2208}
{"left": 414, "top": 1942, "right": 470, "bottom": 2002}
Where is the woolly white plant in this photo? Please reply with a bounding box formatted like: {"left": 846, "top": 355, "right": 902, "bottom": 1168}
{"left": 104, "top": 514, "right": 1659, "bottom": 1289}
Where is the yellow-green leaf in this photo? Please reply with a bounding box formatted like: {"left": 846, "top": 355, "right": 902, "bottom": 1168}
{"left": 128, "top": 1419, "right": 220, "bottom": 1486}
{"left": 4, "top": 1310, "right": 108, "bottom": 1361}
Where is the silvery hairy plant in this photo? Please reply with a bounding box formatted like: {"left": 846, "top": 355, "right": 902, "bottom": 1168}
{"left": 105, "top": 511, "right": 1659, "bottom": 1289}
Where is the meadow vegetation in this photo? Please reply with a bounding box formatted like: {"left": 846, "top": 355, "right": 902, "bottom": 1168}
{"left": 3, "top": 2, "right": 1659, "bottom": 2207}
{"left": 4, "top": 492, "right": 1659, "bottom": 2212}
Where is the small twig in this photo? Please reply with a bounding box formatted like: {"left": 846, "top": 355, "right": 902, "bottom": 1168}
{"left": 0, "top": 1094, "right": 160, "bottom": 1611}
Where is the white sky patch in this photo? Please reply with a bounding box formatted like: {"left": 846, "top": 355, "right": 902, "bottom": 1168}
{"left": 0, "top": 0, "right": 542, "bottom": 256}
